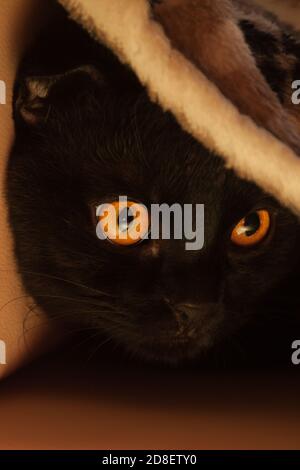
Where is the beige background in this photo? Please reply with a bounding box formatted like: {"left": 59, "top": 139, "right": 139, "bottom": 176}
{"left": 0, "top": 0, "right": 60, "bottom": 381}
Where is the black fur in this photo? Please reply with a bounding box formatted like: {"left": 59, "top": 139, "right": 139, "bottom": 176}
{"left": 6, "top": 4, "right": 300, "bottom": 366}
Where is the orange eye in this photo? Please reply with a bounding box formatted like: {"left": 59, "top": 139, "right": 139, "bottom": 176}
{"left": 231, "top": 210, "right": 271, "bottom": 247}
{"left": 96, "top": 199, "right": 149, "bottom": 246}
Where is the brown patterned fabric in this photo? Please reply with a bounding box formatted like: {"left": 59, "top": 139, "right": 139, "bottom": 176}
{"left": 58, "top": 0, "right": 300, "bottom": 213}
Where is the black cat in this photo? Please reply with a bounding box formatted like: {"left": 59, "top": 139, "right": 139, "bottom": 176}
{"left": 6, "top": 3, "right": 300, "bottom": 366}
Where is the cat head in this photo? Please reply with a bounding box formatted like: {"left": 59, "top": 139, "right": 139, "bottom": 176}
{"left": 8, "top": 66, "right": 300, "bottom": 364}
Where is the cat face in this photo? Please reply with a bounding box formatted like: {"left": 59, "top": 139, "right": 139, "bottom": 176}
{"left": 7, "top": 68, "right": 300, "bottom": 364}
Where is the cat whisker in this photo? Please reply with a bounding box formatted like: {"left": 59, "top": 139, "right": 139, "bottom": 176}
{"left": 0, "top": 266, "right": 115, "bottom": 298}
{"left": 0, "top": 293, "right": 118, "bottom": 316}
{"left": 86, "top": 334, "right": 116, "bottom": 362}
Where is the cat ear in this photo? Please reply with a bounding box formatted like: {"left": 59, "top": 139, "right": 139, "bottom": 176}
{"left": 15, "top": 65, "right": 102, "bottom": 126}
{"left": 15, "top": 75, "right": 56, "bottom": 126}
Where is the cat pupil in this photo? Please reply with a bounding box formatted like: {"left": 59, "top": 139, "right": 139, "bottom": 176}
{"left": 118, "top": 208, "right": 134, "bottom": 232}
{"left": 244, "top": 212, "right": 260, "bottom": 237}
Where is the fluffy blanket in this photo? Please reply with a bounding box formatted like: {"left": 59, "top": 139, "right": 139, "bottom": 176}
{"left": 58, "top": 0, "right": 300, "bottom": 213}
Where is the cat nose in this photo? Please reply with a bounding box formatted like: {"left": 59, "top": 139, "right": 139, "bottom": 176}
{"left": 164, "top": 297, "right": 199, "bottom": 322}
{"left": 175, "top": 304, "right": 200, "bottom": 323}
{"left": 172, "top": 304, "right": 199, "bottom": 339}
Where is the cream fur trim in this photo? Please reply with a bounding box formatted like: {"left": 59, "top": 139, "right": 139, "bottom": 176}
{"left": 59, "top": 0, "right": 300, "bottom": 214}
